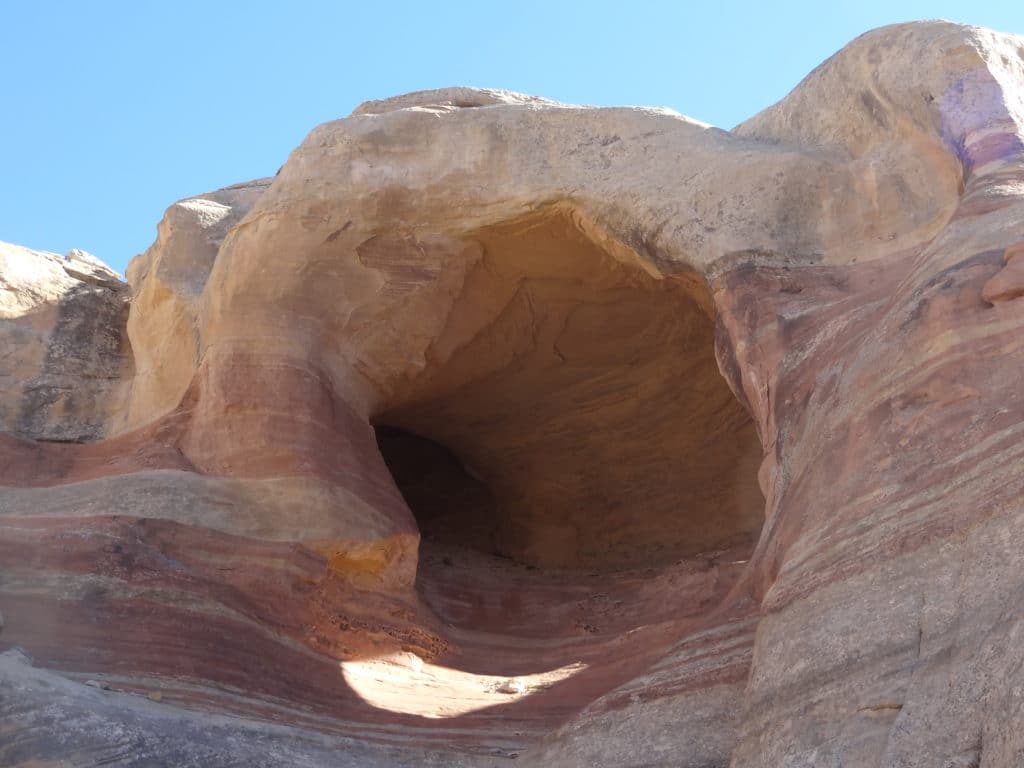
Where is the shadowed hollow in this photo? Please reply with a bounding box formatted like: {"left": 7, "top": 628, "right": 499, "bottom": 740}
{"left": 373, "top": 211, "right": 765, "bottom": 574}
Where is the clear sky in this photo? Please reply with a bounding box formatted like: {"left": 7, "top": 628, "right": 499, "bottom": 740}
{"left": 2, "top": 1, "right": 1022, "bottom": 275}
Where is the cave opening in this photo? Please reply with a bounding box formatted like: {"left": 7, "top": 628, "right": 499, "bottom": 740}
{"left": 348, "top": 209, "right": 769, "bottom": 731}
{"left": 369, "top": 210, "right": 766, "bottom": 642}
{"left": 373, "top": 425, "right": 501, "bottom": 555}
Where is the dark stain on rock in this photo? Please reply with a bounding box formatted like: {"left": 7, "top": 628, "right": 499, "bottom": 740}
{"left": 324, "top": 221, "right": 354, "bottom": 243}
{"left": 17, "top": 282, "right": 130, "bottom": 442}
{"left": 860, "top": 90, "right": 891, "bottom": 129}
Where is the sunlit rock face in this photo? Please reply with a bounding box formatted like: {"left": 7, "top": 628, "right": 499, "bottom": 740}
{"left": 3, "top": 20, "right": 1024, "bottom": 768}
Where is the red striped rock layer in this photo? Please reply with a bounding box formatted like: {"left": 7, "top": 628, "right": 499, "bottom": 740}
{"left": 0, "top": 476, "right": 757, "bottom": 752}
{"left": 716, "top": 233, "right": 1024, "bottom": 764}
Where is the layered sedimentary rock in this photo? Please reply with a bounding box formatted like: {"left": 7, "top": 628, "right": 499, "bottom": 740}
{"left": 3, "top": 20, "right": 1024, "bottom": 768}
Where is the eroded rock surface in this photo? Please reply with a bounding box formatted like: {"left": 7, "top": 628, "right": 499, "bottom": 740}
{"left": 3, "top": 20, "right": 1024, "bottom": 768}
{"left": 0, "top": 242, "right": 130, "bottom": 441}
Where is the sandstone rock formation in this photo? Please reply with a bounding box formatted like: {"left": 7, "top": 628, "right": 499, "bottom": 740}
{"left": 3, "top": 19, "right": 1024, "bottom": 768}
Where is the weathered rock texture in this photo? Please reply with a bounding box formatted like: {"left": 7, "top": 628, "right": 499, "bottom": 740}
{"left": 3, "top": 19, "right": 1024, "bottom": 768}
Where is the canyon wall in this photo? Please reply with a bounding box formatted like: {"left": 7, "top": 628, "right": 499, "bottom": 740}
{"left": 2, "top": 20, "right": 1024, "bottom": 768}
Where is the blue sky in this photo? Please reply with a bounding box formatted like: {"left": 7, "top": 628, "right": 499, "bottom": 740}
{"left": 2, "top": 1, "right": 1022, "bottom": 274}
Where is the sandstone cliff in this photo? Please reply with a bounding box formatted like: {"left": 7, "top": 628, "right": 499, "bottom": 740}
{"left": 3, "top": 20, "right": 1024, "bottom": 768}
